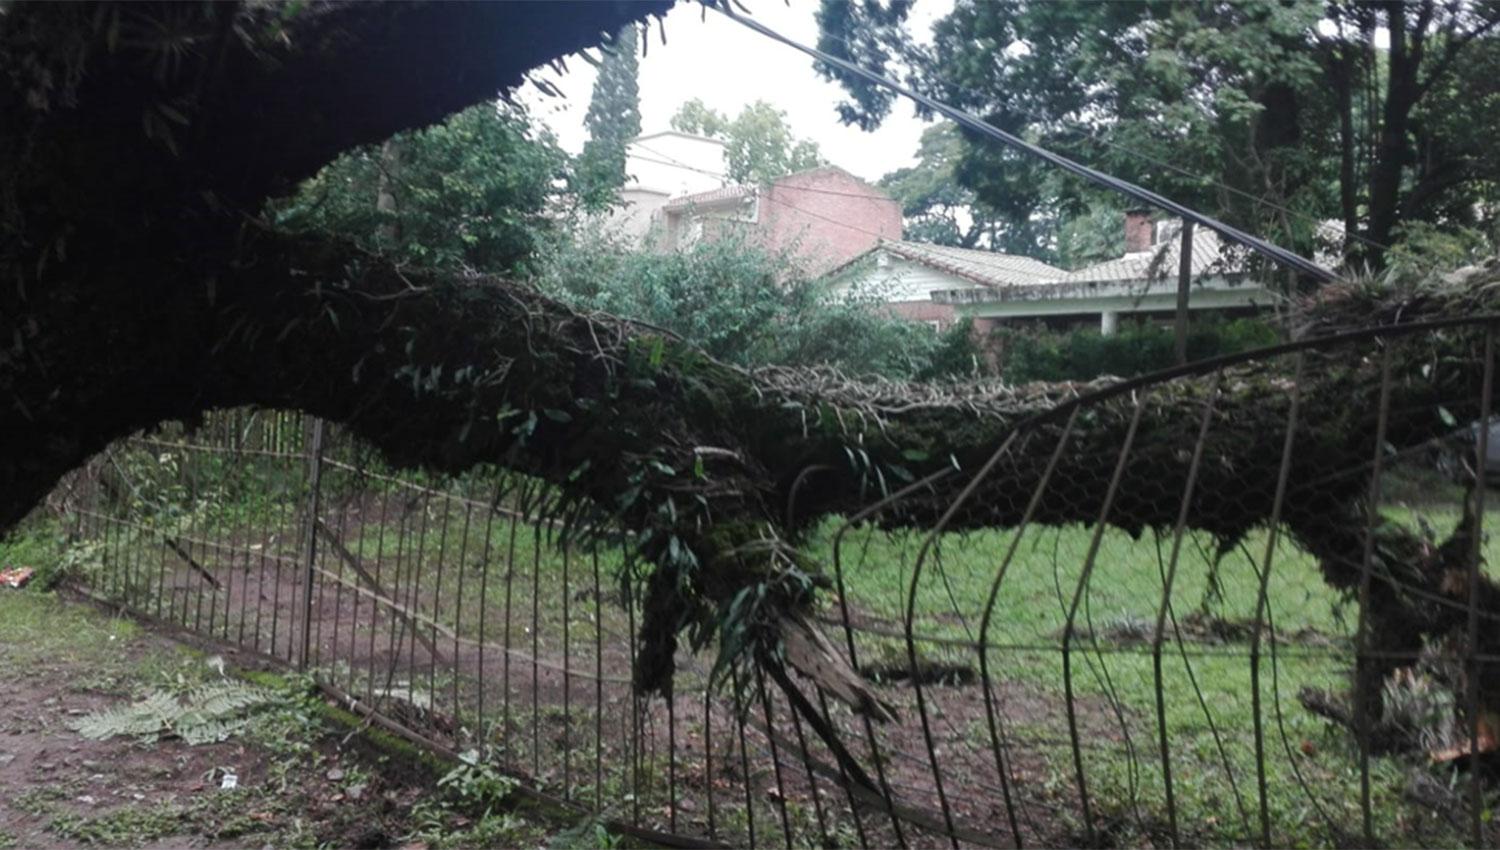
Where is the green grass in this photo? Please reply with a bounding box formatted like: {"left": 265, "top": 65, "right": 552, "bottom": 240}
{"left": 800, "top": 504, "right": 1488, "bottom": 847}
{"left": 0, "top": 591, "right": 141, "bottom": 667}
{"left": 0, "top": 519, "right": 68, "bottom": 590}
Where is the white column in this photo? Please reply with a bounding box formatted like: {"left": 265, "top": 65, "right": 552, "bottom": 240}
{"left": 1100, "top": 310, "right": 1119, "bottom": 336}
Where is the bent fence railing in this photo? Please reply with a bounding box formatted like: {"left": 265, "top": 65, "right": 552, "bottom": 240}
{"left": 46, "top": 316, "right": 1500, "bottom": 848}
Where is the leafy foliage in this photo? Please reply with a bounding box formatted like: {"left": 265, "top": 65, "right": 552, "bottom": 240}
{"left": 438, "top": 750, "right": 519, "bottom": 814}
{"left": 1053, "top": 204, "right": 1128, "bottom": 270}
{"left": 576, "top": 26, "right": 642, "bottom": 208}
{"left": 670, "top": 99, "right": 824, "bottom": 185}
{"left": 878, "top": 122, "right": 996, "bottom": 249}
{"left": 71, "top": 680, "right": 282, "bottom": 745}
{"left": 1384, "top": 221, "right": 1500, "bottom": 284}
{"left": 817, "top": 0, "right": 1500, "bottom": 270}
{"left": 995, "top": 316, "right": 1280, "bottom": 383}
{"left": 533, "top": 228, "right": 969, "bottom": 379}
{"left": 270, "top": 101, "right": 566, "bottom": 277}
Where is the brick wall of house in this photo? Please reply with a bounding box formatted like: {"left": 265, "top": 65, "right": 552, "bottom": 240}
{"left": 884, "top": 299, "right": 957, "bottom": 330}
{"left": 759, "top": 168, "right": 902, "bottom": 277}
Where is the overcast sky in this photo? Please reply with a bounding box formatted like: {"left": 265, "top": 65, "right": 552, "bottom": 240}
{"left": 516, "top": 0, "right": 954, "bottom": 184}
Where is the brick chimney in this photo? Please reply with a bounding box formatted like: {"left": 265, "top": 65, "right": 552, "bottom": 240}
{"left": 1124, "top": 209, "right": 1154, "bottom": 253}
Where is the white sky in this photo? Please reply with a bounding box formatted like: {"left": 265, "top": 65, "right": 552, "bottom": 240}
{"left": 516, "top": 0, "right": 954, "bottom": 184}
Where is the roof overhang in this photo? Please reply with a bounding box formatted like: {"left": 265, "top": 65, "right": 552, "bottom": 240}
{"left": 943, "top": 275, "right": 1278, "bottom": 318}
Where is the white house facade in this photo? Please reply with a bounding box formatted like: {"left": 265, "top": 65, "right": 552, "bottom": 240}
{"left": 839, "top": 212, "right": 1280, "bottom": 335}
{"left": 604, "top": 131, "right": 729, "bottom": 243}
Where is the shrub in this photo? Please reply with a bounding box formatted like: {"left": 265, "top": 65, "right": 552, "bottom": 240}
{"left": 533, "top": 229, "right": 976, "bottom": 380}
{"left": 995, "top": 316, "right": 1280, "bottom": 383}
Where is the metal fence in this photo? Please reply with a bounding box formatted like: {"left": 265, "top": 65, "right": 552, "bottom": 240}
{"left": 47, "top": 315, "right": 1500, "bottom": 849}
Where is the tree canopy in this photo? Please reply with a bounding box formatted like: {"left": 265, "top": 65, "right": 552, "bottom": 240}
{"left": 576, "top": 25, "right": 642, "bottom": 208}
{"left": 817, "top": 0, "right": 1500, "bottom": 269}
{"left": 670, "top": 98, "right": 825, "bottom": 184}
{"left": 271, "top": 101, "right": 567, "bottom": 277}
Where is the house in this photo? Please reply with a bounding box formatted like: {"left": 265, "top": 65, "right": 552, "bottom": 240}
{"left": 832, "top": 240, "right": 1066, "bottom": 331}
{"left": 656, "top": 166, "right": 902, "bottom": 278}
{"left": 932, "top": 211, "right": 1277, "bottom": 335}
{"left": 606, "top": 131, "right": 729, "bottom": 242}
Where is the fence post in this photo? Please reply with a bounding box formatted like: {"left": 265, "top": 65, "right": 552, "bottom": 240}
{"left": 299, "top": 416, "right": 326, "bottom": 670}
{"left": 1173, "top": 220, "right": 1194, "bottom": 365}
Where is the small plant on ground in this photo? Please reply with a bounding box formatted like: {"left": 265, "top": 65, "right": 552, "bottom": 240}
{"left": 70, "top": 680, "right": 282, "bottom": 745}
{"left": 438, "top": 748, "right": 519, "bottom": 814}
{"left": 548, "top": 816, "right": 622, "bottom": 849}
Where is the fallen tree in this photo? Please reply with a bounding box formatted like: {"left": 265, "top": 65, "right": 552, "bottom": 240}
{"left": 2, "top": 1, "right": 1499, "bottom": 735}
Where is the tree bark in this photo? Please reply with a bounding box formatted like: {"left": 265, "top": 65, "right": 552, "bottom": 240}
{"left": 1332, "top": 40, "right": 1360, "bottom": 260}
{"left": 375, "top": 140, "right": 402, "bottom": 245}
{"left": 1365, "top": 1, "right": 1426, "bottom": 265}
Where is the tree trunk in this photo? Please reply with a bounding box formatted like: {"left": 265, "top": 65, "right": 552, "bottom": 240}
{"left": 1365, "top": 1, "right": 1425, "bottom": 265}
{"left": 375, "top": 140, "right": 402, "bottom": 244}
{"left": 1333, "top": 43, "right": 1360, "bottom": 262}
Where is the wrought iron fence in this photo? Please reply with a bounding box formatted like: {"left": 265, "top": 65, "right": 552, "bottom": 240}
{"left": 47, "top": 316, "right": 1500, "bottom": 849}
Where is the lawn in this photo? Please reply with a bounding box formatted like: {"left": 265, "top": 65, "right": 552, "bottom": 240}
{"left": 796, "top": 490, "right": 1499, "bottom": 847}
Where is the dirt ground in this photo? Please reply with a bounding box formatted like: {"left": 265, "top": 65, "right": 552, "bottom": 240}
{"left": 0, "top": 591, "right": 563, "bottom": 849}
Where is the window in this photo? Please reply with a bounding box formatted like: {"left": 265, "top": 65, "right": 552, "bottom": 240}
{"left": 926, "top": 319, "right": 943, "bottom": 333}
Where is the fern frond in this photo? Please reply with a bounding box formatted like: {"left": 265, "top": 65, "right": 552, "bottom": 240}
{"left": 70, "top": 680, "right": 281, "bottom": 745}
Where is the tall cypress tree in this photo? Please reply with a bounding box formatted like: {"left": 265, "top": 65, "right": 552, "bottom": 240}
{"left": 577, "top": 25, "right": 641, "bottom": 208}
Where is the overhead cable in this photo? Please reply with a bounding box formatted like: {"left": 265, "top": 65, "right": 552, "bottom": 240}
{"left": 709, "top": 1, "right": 1339, "bottom": 284}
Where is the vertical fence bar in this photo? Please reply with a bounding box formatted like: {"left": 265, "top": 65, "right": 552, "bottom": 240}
{"left": 704, "top": 690, "right": 717, "bottom": 840}
{"left": 562, "top": 542, "right": 573, "bottom": 800}
{"left": 299, "top": 417, "right": 325, "bottom": 670}
{"left": 1061, "top": 399, "right": 1144, "bottom": 846}
{"left": 476, "top": 480, "right": 501, "bottom": 762}
{"left": 451, "top": 499, "right": 474, "bottom": 750}
{"left": 1354, "top": 343, "right": 1394, "bottom": 848}
{"left": 366, "top": 475, "right": 394, "bottom": 704}
{"left": 979, "top": 412, "right": 1078, "bottom": 850}
{"left": 428, "top": 495, "right": 451, "bottom": 718}
{"left": 1151, "top": 376, "right": 1220, "bottom": 849}
{"left": 736, "top": 678, "right": 758, "bottom": 850}
{"left": 593, "top": 546, "right": 605, "bottom": 813}
{"left": 531, "top": 511, "right": 542, "bottom": 780}
{"left": 1249, "top": 352, "right": 1307, "bottom": 849}
{"left": 1467, "top": 325, "right": 1495, "bottom": 848}
{"left": 755, "top": 666, "right": 794, "bottom": 850}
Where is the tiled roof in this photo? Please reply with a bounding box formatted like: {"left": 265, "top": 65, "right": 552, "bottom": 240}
{"left": 662, "top": 184, "right": 754, "bottom": 210}
{"left": 1058, "top": 225, "right": 1242, "bottom": 284}
{"left": 882, "top": 240, "right": 1066, "bottom": 288}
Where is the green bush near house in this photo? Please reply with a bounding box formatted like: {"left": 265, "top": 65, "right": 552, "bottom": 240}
{"left": 534, "top": 229, "right": 981, "bottom": 380}
{"left": 995, "top": 316, "right": 1281, "bottom": 383}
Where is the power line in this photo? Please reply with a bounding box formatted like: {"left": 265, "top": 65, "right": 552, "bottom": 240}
{"left": 630, "top": 145, "right": 902, "bottom": 202}
{"left": 630, "top": 142, "right": 925, "bottom": 248}
{"left": 635, "top": 139, "right": 1229, "bottom": 281}
{"left": 803, "top": 15, "right": 1419, "bottom": 266}
{"left": 628, "top": 25, "right": 1403, "bottom": 270}
{"left": 711, "top": 2, "right": 1336, "bottom": 283}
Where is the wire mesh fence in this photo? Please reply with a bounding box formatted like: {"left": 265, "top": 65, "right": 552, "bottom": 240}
{"left": 44, "top": 315, "right": 1500, "bottom": 849}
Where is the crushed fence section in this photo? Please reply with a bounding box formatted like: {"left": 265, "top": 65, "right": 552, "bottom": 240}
{"left": 53, "top": 316, "right": 1500, "bottom": 849}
